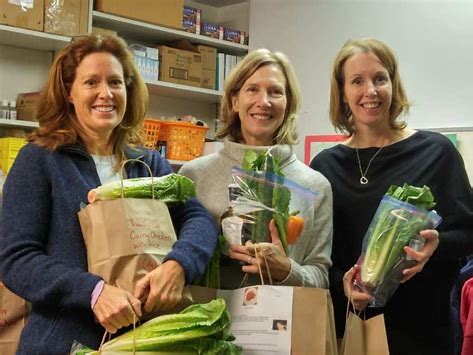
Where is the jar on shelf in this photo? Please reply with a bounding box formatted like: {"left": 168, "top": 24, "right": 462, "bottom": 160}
{"left": 9, "top": 100, "right": 17, "bottom": 120}
{"left": 0, "top": 99, "right": 9, "bottom": 119}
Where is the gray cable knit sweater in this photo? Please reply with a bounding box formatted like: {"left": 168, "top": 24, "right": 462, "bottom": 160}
{"left": 179, "top": 140, "right": 333, "bottom": 289}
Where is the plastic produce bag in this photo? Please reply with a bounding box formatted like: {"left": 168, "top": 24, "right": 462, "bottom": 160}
{"left": 356, "top": 188, "right": 442, "bottom": 307}
{"left": 227, "top": 165, "right": 317, "bottom": 254}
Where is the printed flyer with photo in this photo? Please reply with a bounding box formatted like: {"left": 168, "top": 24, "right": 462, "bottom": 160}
{"left": 217, "top": 286, "right": 293, "bottom": 354}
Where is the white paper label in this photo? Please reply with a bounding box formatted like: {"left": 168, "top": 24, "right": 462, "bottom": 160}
{"left": 218, "top": 286, "right": 293, "bottom": 354}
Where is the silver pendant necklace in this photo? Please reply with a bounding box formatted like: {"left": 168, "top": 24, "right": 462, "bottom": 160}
{"left": 355, "top": 146, "right": 383, "bottom": 185}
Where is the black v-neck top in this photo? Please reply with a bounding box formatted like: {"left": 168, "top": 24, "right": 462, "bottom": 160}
{"left": 311, "top": 130, "right": 473, "bottom": 343}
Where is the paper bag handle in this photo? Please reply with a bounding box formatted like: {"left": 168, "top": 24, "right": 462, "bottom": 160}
{"left": 98, "top": 312, "right": 138, "bottom": 354}
{"left": 239, "top": 245, "right": 274, "bottom": 288}
{"left": 345, "top": 294, "right": 365, "bottom": 320}
{"left": 119, "top": 158, "right": 155, "bottom": 199}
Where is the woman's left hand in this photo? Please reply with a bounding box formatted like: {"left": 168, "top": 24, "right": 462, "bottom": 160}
{"left": 134, "top": 260, "right": 185, "bottom": 313}
{"left": 229, "top": 219, "right": 291, "bottom": 282}
{"left": 343, "top": 265, "right": 372, "bottom": 311}
{"left": 401, "top": 229, "right": 439, "bottom": 283}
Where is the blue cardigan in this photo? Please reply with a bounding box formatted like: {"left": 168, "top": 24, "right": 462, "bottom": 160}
{"left": 0, "top": 143, "right": 217, "bottom": 354}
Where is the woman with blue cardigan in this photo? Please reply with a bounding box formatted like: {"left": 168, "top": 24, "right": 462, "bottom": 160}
{"left": 0, "top": 35, "right": 216, "bottom": 354}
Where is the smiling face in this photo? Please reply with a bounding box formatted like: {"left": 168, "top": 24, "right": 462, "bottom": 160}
{"left": 232, "top": 64, "right": 287, "bottom": 146}
{"left": 343, "top": 51, "right": 392, "bottom": 130}
{"left": 68, "top": 52, "right": 126, "bottom": 143}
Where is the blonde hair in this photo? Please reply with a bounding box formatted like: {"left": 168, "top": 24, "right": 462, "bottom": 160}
{"left": 30, "top": 34, "right": 148, "bottom": 161}
{"left": 217, "top": 48, "right": 301, "bottom": 145}
{"left": 330, "top": 38, "right": 409, "bottom": 135}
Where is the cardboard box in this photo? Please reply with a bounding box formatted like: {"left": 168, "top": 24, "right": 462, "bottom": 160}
{"left": 201, "top": 69, "right": 216, "bottom": 90}
{"left": 223, "top": 27, "right": 246, "bottom": 44}
{"left": 0, "top": 0, "right": 44, "bottom": 31}
{"left": 158, "top": 41, "right": 202, "bottom": 88}
{"left": 44, "top": 0, "right": 89, "bottom": 36}
{"left": 196, "top": 45, "right": 217, "bottom": 71}
{"left": 201, "top": 22, "right": 223, "bottom": 40}
{"left": 196, "top": 45, "right": 216, "bottom": 90}
{"left": 182, "top": 6, "right": 200, "bottom": 34}
{"left": 16, "top": 92, "right": 41, "bottom": 122}
{"left": 95, "top": 0, "right": 184, "bottom": 30}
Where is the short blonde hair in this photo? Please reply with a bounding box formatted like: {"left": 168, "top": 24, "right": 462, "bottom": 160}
{"left": 31, "top": 34, "right": 148, "bottom": 160}
{"left": 217, "top": 49, "right": 301, "bottom": 145}
{"left": 330, "top": 38, "right": 409, "bottom": 135}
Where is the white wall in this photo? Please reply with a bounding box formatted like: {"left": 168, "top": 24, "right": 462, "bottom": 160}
{"left": 0, "top": 45, "right": 52, "bottom": 101}
{"left": 249, "top": 0, "right": 473, "bottom": 160}
{"left": 186, "top": 0, "right": 250, "bottom": 31}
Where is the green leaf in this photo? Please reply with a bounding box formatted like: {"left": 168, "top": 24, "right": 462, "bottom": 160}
{"left": 242, "top": 150, "right": 258, "bottom": 170}
{"left": 100, "top": 299, "right": 241, "bottom": 354}
{"left": 386, "top": 184, "right": 436, "bottom": 210}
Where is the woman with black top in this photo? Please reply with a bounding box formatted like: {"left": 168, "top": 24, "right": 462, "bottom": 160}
{"left": 310, "top": 38, "right": 473, "bottom": 355}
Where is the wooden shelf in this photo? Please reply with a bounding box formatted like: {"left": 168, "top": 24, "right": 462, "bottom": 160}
{"left": 0, "top": 24, "right": 70, "bottom": 51}
{"left": 93, "top": 11, "right": 249, "bottom": 56}
{"left": 0, "top": 119, "right": 39, "bottom": 129}
{"left": 146, "top": 80, "right": 223, "bottom": 103}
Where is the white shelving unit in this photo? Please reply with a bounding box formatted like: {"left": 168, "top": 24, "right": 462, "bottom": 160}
{"left": 0, "top": 24, "right": 70, "bottom": 51}
{"left": 92, "top": 9, "right": 249, "bottom": 104}
{"left": 92, "top": 11, "right": 248, "bottom": 56}
{"left": 0, "top": 119, "right": 39, "bottom": 129}
{"left": 0, "top": 24, "right": 226, "bottom": 106}
{"left": 0, "top": 2, "right": 249, "bottom": 166}
{"left": 146, "top": 80, "right": 222, "bottom": 103}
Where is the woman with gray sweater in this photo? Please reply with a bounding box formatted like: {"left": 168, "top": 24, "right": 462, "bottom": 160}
{"left": 180, "top": 49, "right": 333, "bottom": 289}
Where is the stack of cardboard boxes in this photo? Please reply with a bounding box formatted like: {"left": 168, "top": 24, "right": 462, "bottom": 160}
{"left": 96, "top": 1, "right": 218, "bottom": 90}
{"left": 157, "top": 42, "right": 217, "bottom": 90}
{"left": 94, "top": 0, "right": 184, "bottom": 30}
{"left": 4, "top": 0, "right": 225, "bottom": 122}
{"left": 182, "top": 6, "right": 201, "bottom": 35}
{"left": 197, "top": 45, "right": 217, "bottom": 90}
{"left": 0, "top": 0, "right": 89, "bottom": 36}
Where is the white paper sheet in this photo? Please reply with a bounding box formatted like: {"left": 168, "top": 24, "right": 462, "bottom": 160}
{"left": 218, "top": 285, "right": 293, "bottom": 354}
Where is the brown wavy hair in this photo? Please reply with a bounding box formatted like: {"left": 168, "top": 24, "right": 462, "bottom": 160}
{"left": 217, "top": 48, "right": 301, "bottom": 145}
{"left": 30, "top": 34, "right": 148, "bottom": 160}
{"left": 330, "top": 38, "right": 409, "bottom": 135}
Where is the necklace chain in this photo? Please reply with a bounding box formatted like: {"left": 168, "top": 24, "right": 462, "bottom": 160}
{"left": 355, "top": 147, "right": 383, "bottom": 185}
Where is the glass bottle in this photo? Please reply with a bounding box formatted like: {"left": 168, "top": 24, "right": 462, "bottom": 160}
{"left": 9, "top": 100, "right": 16, "bottom": 120}
{"left": 0, "top": 99, "right": 9, "bottom": 119}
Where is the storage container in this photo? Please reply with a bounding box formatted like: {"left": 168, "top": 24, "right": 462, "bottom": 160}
{"left": 142, "top": 119, "right": 162, "bottom": 149}
{"left": 158, "top": 121, "right": 208, "bottom": 161}
{"left": 0, "top": 137, "right": 27, "bottom": 174}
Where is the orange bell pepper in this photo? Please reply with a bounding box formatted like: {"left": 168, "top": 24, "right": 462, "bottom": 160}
{"left": 286, "top": 215, "right": 305, "bottom": 244}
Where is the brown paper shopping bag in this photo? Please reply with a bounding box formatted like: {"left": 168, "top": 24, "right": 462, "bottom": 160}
{"left": 339, "top": 310, "right": 390, "bottom": 355}
{"left": 0, "top": 282, "right": 29, "bottom": 355}
{"left": 78, "top": 198, "right": 177, "bottom": 293}
{"left": 292, "top": 287, "right": 338, "bottom": 355}
{"left": 180, "top": 285, "right": 338, "bottom": 355}
{"left": 78, "top": 159, "right": 178, "bottom": 294}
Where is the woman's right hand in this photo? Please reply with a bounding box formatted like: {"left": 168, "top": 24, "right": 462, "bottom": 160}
{"left": 92, "top": 284, "right": 142, "bottom": 334}
{"left": 229, "top": 219, "right": 291, "bottom": 282}
{"left": 343, "top": 265, "right": 372, "bottom": 311}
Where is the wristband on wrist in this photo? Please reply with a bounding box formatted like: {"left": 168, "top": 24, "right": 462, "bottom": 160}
{"left": 91, "top": 280, "right": 105, "bottom": 309}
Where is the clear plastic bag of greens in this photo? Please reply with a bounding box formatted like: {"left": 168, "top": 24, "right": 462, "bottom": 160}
{"left": 355, "top": 194, "right": 442, "bottom": 307}
{"left": 227, "top": 166, "right": 318, "bottom": 254}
